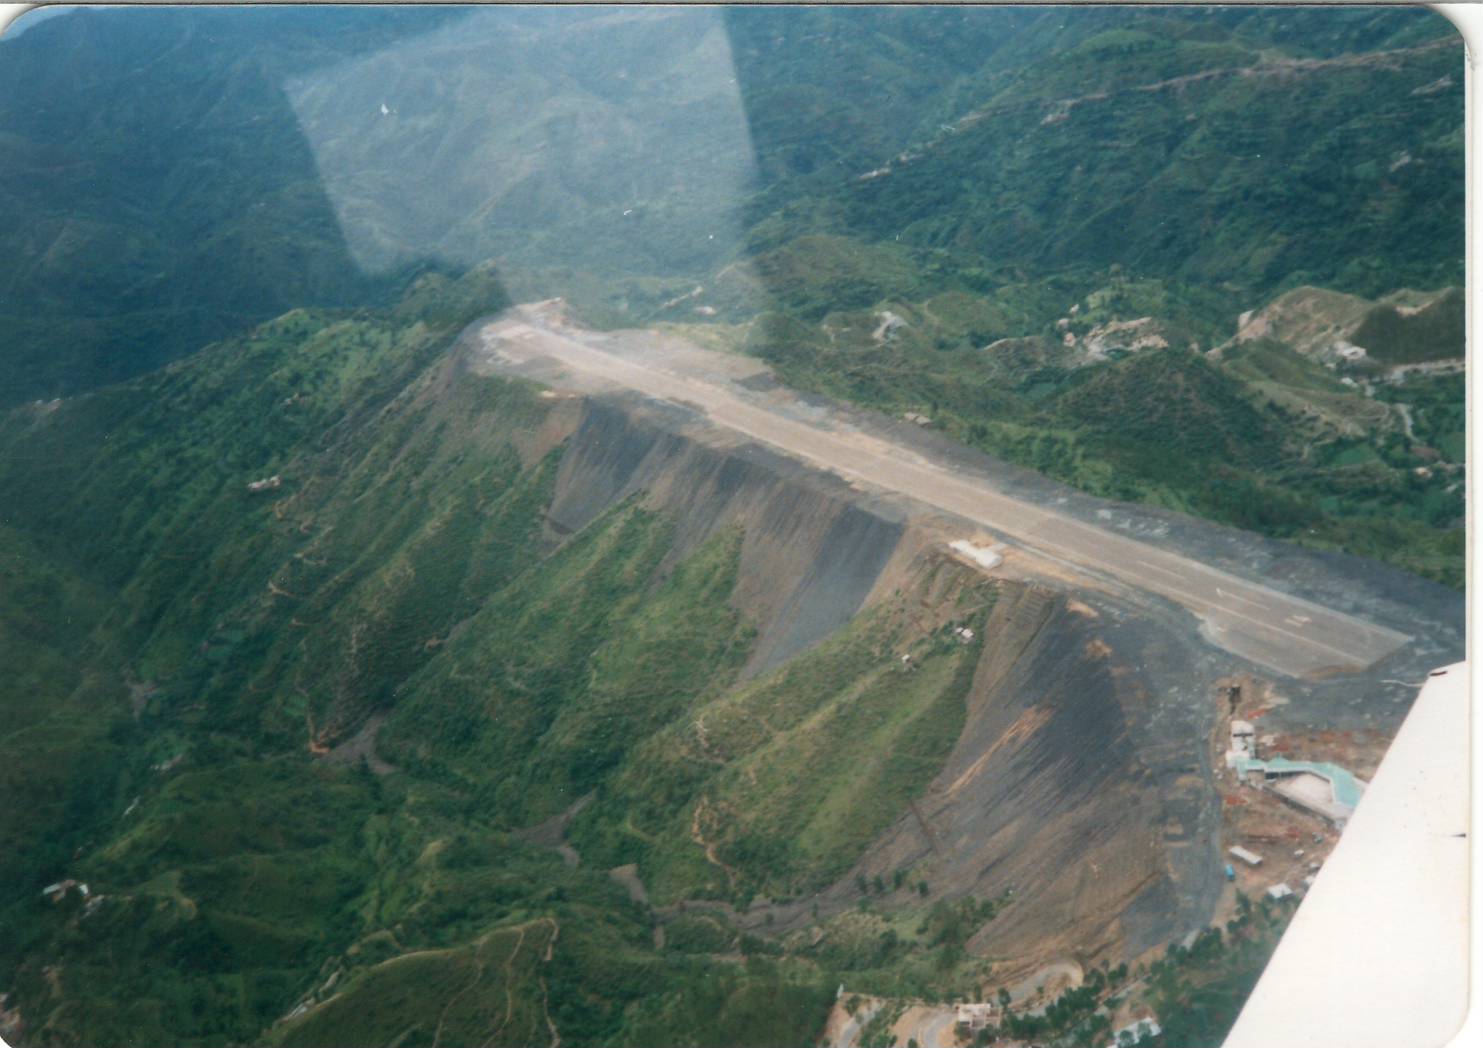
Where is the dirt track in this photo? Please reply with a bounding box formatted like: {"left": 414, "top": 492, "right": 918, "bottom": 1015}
{"left": 471, "top": 303, "right": 1411, "bottom": 680}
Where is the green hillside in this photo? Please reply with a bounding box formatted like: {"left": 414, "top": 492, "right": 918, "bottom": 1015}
{"left": 0, "top": 6, "right": 1466, "bottom": 1045}
{"left": 0, "top": 277, "right": 1001, "bottom": 1046}
{"left": 0, "top": 6, "right": 482, "bottom": 403}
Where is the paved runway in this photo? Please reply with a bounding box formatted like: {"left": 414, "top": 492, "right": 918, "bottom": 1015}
{"left": 473, "top": 305, "right": 1412, "bottom": 678}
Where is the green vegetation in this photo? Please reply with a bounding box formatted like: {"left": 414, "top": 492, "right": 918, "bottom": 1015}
{"left": 721, "top": 6, "right": 1463, "bottom": 586}
{"left": 903, "top": 894, "right": 1297, "bottom": 1048}
{"left": 0, "top": 5, "right": 1464, "bottom": 1044}
{"left": 1351, "top": 287, "right": 1465, "bottom": 365}
{"left": 0, "top": 5, "right": 467, "bottom": 404}
{"left": 382, "top": 509, "right": 755, "bottom": 825}
{"left": 1143, "top": 893, "right": 1298, "bottom": 1047}
{"left": 778, "top": 894, "right": 1013, "bottom": 1007}
{"left": 746, "top": 282, "right": 1464, "bottom": 587}
{"left": 1, "top": 4, "right": 1462, "bottom": 583}
{"left": 1000, "top": 970, "right": 1120, "bottom": 1046}
{"left": 0, "top": 279, "right": 995, "bottom": 1046}
{"left": 571, "top": 593, "right": 992, "bottom": 904}
{"left": 0, "top": 524, "right": 124, "bottom": 918}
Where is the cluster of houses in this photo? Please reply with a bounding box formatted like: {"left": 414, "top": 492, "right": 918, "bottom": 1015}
{"left": 951, "top": 997, "right": 1162, "bottom": 1048}
{"left": 955, "top": 1001, "right": 996, "bottom": 1032}
{"left": 40, "top": 878, "right": 105, "bottom": 917}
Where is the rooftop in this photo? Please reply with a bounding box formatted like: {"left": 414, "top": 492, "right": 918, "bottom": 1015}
{"left": 1234, "top": 756, "right": 1365, "bottom": 810}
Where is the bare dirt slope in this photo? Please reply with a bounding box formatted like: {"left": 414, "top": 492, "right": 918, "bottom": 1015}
{"left": 759, "top": 583, "right": 1174, "bottom": 970}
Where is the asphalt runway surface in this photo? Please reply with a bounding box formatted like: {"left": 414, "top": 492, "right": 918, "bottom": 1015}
{"left": 473, "top": 304, "right": 1412, "bottom": 679}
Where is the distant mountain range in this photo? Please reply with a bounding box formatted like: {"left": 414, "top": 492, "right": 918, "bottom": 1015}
{"left": 0, "top": 4, "right": 1460, "bottom": 402}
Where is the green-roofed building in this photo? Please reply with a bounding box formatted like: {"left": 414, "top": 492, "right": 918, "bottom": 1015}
{"left": 1234, "top": 756, "right": 1367, "bottom": 826}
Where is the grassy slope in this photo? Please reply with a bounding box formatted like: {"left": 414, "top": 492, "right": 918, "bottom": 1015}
{"left": 572, "top": 587, "right": 994, "bottom": 905}
{"left": 816, "top": 10, "right": 1460, "bottom": 299}
{"left": 1351, "top": 286, "right": 1466, "bottom": 364}
{"left": 0, "top": 525, "right": 127, "bottom": 922}
{"left": 0, "top": 285, "right": 982, "bottom": 1046}
{"left": 382, "top": 509, "right": 756, "bottom": 824}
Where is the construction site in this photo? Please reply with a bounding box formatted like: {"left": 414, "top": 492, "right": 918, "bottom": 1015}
{"left": 1208, "top": 677, "right": 1389, "bottom": 922}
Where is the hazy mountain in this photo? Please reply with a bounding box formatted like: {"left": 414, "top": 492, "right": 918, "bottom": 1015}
{"left": 1, "top": 5, "right": 1458, "bottom": 401}
{"left": 0, "top": 5, "right": 465, "bottom": 401}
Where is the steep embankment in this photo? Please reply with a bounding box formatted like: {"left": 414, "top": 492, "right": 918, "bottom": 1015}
{"left": 892, "top": 586, "right": 1173, "bottom": 967}
{"left": 0, "top": 291, "right": 1262, "bottom": 1046}
{"left": 542, "top": 399, "right": 907, "bottom": 677}
{"left": 725, "top": 583, "right": 1175, "bottom": 975}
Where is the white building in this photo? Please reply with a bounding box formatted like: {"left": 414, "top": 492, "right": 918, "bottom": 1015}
{"left": 1224, "top": 719, "right": 1257, "bottom": 768}
{"left": 1229, "top": 845, "right": 1264, "bottom": 867}
{"left": 949, "top": 539, "right": 1004, "bottom": 571}
{"left": 955, "top": 1002, "right": 995, "bottom": 1031}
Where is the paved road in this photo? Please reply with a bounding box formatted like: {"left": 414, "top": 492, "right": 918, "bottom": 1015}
{"left": 912, "top": 1011, "right": 958, "bottom": 1048}
{"left": 832, "top": 1002, "right": 881, "bottom": 1048}
{"left": 475, "top": 307, "right": 1411, "bottom": 679}
{"left": 1010, "top": 961, "right": 1083, "bottom": 1013}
